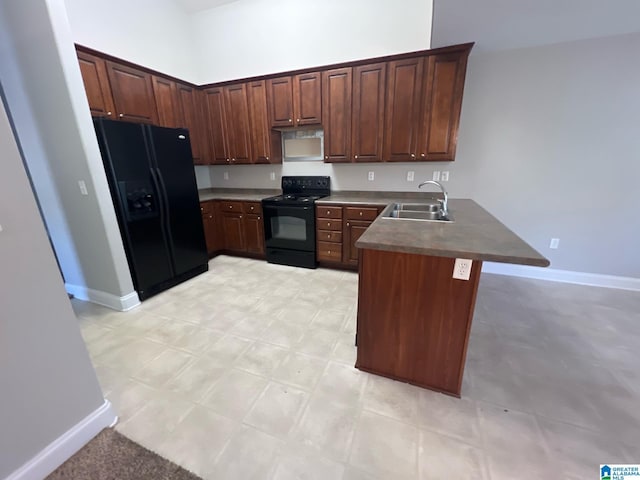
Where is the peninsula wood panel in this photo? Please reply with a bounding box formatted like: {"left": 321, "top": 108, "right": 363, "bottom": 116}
{"left": 352, "top": 63, "right": 386, "bottom": 162}
{"left": 322, "top": 68, "right": 352, "bottom": 163}
{"left": 356, "top": 249, "right": 482, "bottom": 396}
{"left": 77, "top": 51, "right": 115, "bottom": 118}
{"left": 106, "top": 61, "right": 158, "bottom": 124}
{"left": 383, "top": 57, "right": 424, "bottom": 161}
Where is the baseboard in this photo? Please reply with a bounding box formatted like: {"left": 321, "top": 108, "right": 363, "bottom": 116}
{"left": 5, "top": 399, "right": 117, "bottom": 480}
{"left": 481, "top": 262, "right": 640, "bottom": 291}
{"left": 65, "top": 283, "right": 140, "bottom": 311}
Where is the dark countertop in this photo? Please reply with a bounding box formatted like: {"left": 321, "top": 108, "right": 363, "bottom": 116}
{"left": 198, "top": 188, "right": 280, "bottom": 202}
{"left": 356, "top": 199, "right": 550, "bottom": 267}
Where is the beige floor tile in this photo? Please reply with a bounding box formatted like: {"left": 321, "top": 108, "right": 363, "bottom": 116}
{"left": 143, "top": 320, "right": 198, "bottom": 346}
{"left": 349, "top": 410, "right": 419, "bottom": 479}
{"left": 212, "top": 425, "right": 282, "bottom": 480}
{"left": 362, "top": 375, "right": 420, "bottom": 425}
{"left": 418, "top": 430, "right": 488, "bottom": 479}
{"left": 331, "top": 336, "right": 357, "bottom": 365}
{"left": 200, "top": 368, "right": 267, "bottom": 420}
{"left": 291, "top": 395, "right": 359, "bottom": 462}
{"left": 294, "top": 328, "right": 340, "bottom": 358}
{"left": 244, "top": 381, "right": 309, "bottom": 438}
{"left": 271, "top": 352, "right": 327, "bottom": 391}
{"left": 95, "top": 338, "right": 166, "bottom": 376}
{"left": 315, "top": 362, "right": 368, "bottom": 406}
{"left": 270, "top": 450, "right": 345, "bottom": 480}
{"left": 203, "top": 334, "right": 253, "bottom": 365}
{"left": 132, "top": 348, "right": 194, "bottom": 388}
{"left": 155, "top": 405, "right": 240, "bottom": 479}
{"left": 105, "top": 379, "right": 158, "bottom": 421}
{"left": 235, "top": 341, "right": 289, "bottom": 377}
{"left": 260, "top": 320, "right": 306, "bottom": 348}
{"left": 311, "top": 309, "right": 349, "bottom": 332}
{"left": 164, "top": 356, "right": 227, "bottom": 402}
{"left": 417, "top": 390, "right": 482, "bottom": 446}
{"left": 171, "top": 326, "right": 223, "bottom": 355}
{"left": 342, "top": 467, "right": 382, "bottom": 480}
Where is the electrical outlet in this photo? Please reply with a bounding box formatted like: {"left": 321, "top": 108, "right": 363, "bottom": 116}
{"left": 453, "top": 258, "right": 473, "bottom": 280}
{"left": 78, "top": 180, "right": 88, "bottom": 195}
{"left": 550, "top": 238, "right": 560, "bottom": 249}
{"left": 441, "top": 171, "right": 450, "bottom": 182}
{"left": 432, "top": 171, "right": 441, "bottom": 181}
{"left": 368, "top": 171, "right": 375, "bottom": 181}
{"left": 407, "top": 171, "right": 415, "bottom": 182}
{"left": 223, "top": 172, "right": 229, "bottom": 180}
{"left": 270, "top": 172, "right": 276, "bottom": 181}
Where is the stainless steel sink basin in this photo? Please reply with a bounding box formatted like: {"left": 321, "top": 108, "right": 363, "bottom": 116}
{"left": 381, "top": 202, "right": 454, "bottom": 222}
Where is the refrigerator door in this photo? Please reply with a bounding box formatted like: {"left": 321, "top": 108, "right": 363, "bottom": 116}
{"left": 94, "top": 119, "right": 174, "bottom": 295}
{"left": 146, "top": 125, "right": 208, "bottom": 276}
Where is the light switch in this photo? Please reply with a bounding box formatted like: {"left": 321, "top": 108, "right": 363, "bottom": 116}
{"left": 441, "top": 171, "right": 450, "bottom": 182}
{"left": 407, "top": 171, "right": 415, "bottom": 182}
{"left": 223, "top": 172, "right": 229, "bottom": 180}
{"left": 270, "top": 172, "right": 276, "bottom": 181}
{"left": 432, "top": 171, "right": 441, "bottom": 181}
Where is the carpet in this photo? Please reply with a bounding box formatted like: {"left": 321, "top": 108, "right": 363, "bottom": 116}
{"left": 46, "top": 428, "right": 202, "bottom": 480}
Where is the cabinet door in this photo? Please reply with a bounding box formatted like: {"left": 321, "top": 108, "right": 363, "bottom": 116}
{"left": 204, "top": 87, "right": 229, "bottom": 164}
{"left": 177, "top": 83, "right": 208, "bottom": 164}
{"left": 223, "top": 84, "right": 252, "bottom": 164}
{"left": 294, "top": 72, "right": 322, "bottom": 126}
{"left": 244, "top": 213, "right": 265, "bottom": 255}
{"left": 343, "top": 219, "right": 373, "bottom": 266}
{"left": 383, "top": 57, "right": 424, "bottom": 161}
{"left": 106, "top": 61, "right": 158, "bottom": 124}
{"left": 247, "top": 80, "right": 282, "bottom": 164}
{"left": 222, "top": 212, "right": 245, "bottom": 251}
{"left": 418, "top": 53, "right": 467, "bottom": 161}
{"left": 77, "top": 51, "right": 115, "bottom": 118}
{"left": 352, "top": 63, "right": 386, "bottom": 162}
{"left": 152, "top": 76, "right": 180, "bottom": 128}
{"left": 322, "top": 68, "right": 352, "bottom": 163}
{"left": 266, "top": 76, "right": 294, "bottom": 127}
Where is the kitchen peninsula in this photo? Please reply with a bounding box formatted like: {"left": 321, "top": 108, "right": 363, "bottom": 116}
{"left": 354, "top": 199, "right": 550, "bottom": 397}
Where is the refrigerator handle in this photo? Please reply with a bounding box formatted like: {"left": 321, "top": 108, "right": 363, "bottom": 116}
{"left": 149, "top": 167, "right": 175, "bottom": 257}
{"left": 154, "top": 168, "right": 172, "bottom": 227}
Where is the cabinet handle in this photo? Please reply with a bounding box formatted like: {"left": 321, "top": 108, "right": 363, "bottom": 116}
{"left": 229, "top": 206, "right": 232, "bottom": 209}
{"left": 296, "top": 118, "right": 300, "bottom": 122}
{"left": 240, "top": 215, "right": 242, "bottom": 219}
{"left": 119, "top": 113, "right": 124, "bottom": 118}
{"left": 421, "top": 153, "right": 426, "bottom": 157}
{"left": 359, "top": 212, "right": 363, "bottom": 216}
{"left": 325, "top": 155, "right": 328, "bottom": 159}
{"left": 411, "top": 153, "right": 416, "bottom": 158}
{"left": 266, "top": 156, "right": 269, "bottom": 160}
{"left": 347, "top": 222, "right": 350, "bottom": 226}
{"left": 288, "top": 118, "right": 292, "bottom": 123}
{"left": 209, "top": 215, "right": 212, "bottom": 219}
{"left": 328, "top": 250, "right": 331, "bottom": 254}
{"left": 258, "top": 216, "right": 261, "bottom": 220}
{"left": 327, "top": 222, "right": 330, "bottom": 227}
{"left": 354, "top": 155, "right": 358, "bottom": 159}
{"left": 232, "top": 158, "right": 236, "bottom": 162}
{"left": 226, "top": 159, "right": 230, "bottom": 162}
{"left": 250, "top": 206, "right": 254, "bottom": 210}
{"left": 326, "top": 210, "right": 330, "bottom": 215}
{"left": 107, "top": 111, "right": 112, "bottom": 116}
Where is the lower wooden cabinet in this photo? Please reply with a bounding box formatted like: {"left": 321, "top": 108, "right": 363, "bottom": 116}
{"left": 217, "top": 200, "right": 265, "bottom": 256}
{"left": 200, "top": 201, "right": 222, "bottom": 255}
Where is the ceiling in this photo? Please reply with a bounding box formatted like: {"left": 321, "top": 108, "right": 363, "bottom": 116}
{"left": 432, "top": 0, "right": 640, "bottom": 52}
{"left": 175, "top": 0, "right": 239, "bottom": 13}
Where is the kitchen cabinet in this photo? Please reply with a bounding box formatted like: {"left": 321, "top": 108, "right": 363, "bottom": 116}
{"left": 383, "top": 57, "right": 425, "bottom": 162}
{"left": 418, "top": 52, "right": 468, "bottom": 161}
{"left": 316, "top": 206, "right": 344, "bottom": 264}
{"left": 223, "top": 84, "right": 252, "bottom": 164}
{"left": 267, "top": 73, "right": 321, "bottom": 127}
{"left": 105, "top": 61, "right": 158, "bottom": 124}
{"left": 204, "top": 87, "right": 229, "bottom": 164}
{"left": 247, "top": 80, "right": 282, "bottom": 164}
{"left": 177, "top": 84, "right": 208, "bottom": 164}
{"left": 342, "top": 206, "right": 382, "bottom": 266}
{"left": 351, "top": 63, "right": 386, "bottom": 162}
{"left": 77, "top": 51, "right": 116, "bottom": 118}
{"left": 152, "top": 76, "right": 180, "bottom": 128}
{"left": 200, "top": 201, "right": 221, "bottom": 255}
{"left": 322, "top": 68, "right": 352, "bottom": 163}
{"left": 219, "top": 201, "right": 265, "bottom": 256}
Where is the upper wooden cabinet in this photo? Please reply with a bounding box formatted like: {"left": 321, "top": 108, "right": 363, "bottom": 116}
{"left": 383, "top": 57, "right": 425, "bottom": 162}
{"left": 105, "top": 61, "right": 158, "bottom": 124}
{"left": 267, "top": 73, "right": 321, "bottom": 127}
{"left": 247, "top": 80, "right": 282, "bottom": 164}
{"left": 322, "top": 68, "right": 352, "bottom": 163}
{"left": 204, "top": 87, "right": 229, "bottom": 164}
{"left": 223, "top": 84, "right": 252, "bottom": 164}
{"left": 177, "top": 84, "right": 208, "bottom": 164}
{"left": 352, "top": 63, "right": 386, "bottom": 162}
{"left": 77, "top": 51, "right": 115, "bottom": 118}
{"left": 152, "top": 76, "right": 180, "bottom": 128}
{"left": 418, "top": 52, "right": 468, "bottom": 161}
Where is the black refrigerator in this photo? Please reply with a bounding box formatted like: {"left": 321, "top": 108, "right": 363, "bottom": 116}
{"left": 94, "top": 118, "right": 208, "bottom": 301}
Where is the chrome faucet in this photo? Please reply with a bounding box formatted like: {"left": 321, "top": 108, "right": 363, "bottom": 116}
{"left": 418, "top": 180, "right": 449, "bottom": 218}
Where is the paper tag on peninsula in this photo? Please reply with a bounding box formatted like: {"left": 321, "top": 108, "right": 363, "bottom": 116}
{"left": 601, "top": 465, "right": 640, "bottom": 480}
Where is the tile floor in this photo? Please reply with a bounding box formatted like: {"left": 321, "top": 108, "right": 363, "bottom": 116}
{"left": 73, "top": 255, "right": 640, "bottom": 480}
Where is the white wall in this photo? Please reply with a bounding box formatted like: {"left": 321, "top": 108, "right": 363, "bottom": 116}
{"left": 0, "top": 0, "right": 137, "bottom": 309}
{"left": 0, "top": 90, "right": 106, "bottom": 480}
{"left": 192, "top": 0, "right": 433, "bottom": 84}
{"left": 63, "top": 0, "right": 197, "bottom": 81}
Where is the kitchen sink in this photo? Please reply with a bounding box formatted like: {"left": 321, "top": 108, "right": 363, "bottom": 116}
{"left": 381, "top": 202, "right": 454, "bottom": 222}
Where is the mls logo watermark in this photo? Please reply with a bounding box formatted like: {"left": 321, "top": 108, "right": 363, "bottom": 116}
{"left": 601, "top": 464, "right": 640, "bottom": 480}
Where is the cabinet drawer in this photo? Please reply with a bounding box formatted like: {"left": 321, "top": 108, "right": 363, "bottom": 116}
{"left": 243, "top": 202, "right": 262, "bottom": 214}
{"left": 220, "top": 201, "right": 243, "bottom": 212}
{"left": 200, "top": 201, "right": 214, "bottom": 215}
{"left": 317, "top": 206, "right": 342, "bottom": 219}
{"left": 317, "top": 219, "right": 342, "bottom": 231}
{"left": 317, "top": 241, "right": 342, "bottom": 261}
{"left": 317, "top": 230, "right": 342, "bottom": 243}
{"left": 345, "top": 206, "right": 379, "bottom": 221}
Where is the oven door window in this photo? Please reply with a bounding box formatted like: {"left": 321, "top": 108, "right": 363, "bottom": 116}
{"left": 263, "top": 205, "right": 315, "bottom": 251}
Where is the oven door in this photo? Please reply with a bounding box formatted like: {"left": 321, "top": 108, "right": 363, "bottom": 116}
{"left": 263, "top": 204, "right": 315, "bottom": 252}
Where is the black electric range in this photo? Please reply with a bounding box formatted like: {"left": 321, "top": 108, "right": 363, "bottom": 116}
{"left": 262, "top": 176, "right": 330, "bottom": 268}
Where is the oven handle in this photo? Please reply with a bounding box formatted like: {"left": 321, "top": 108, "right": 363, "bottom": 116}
{"left": 264, "top": 205, "right": 312, "bottom": 214}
